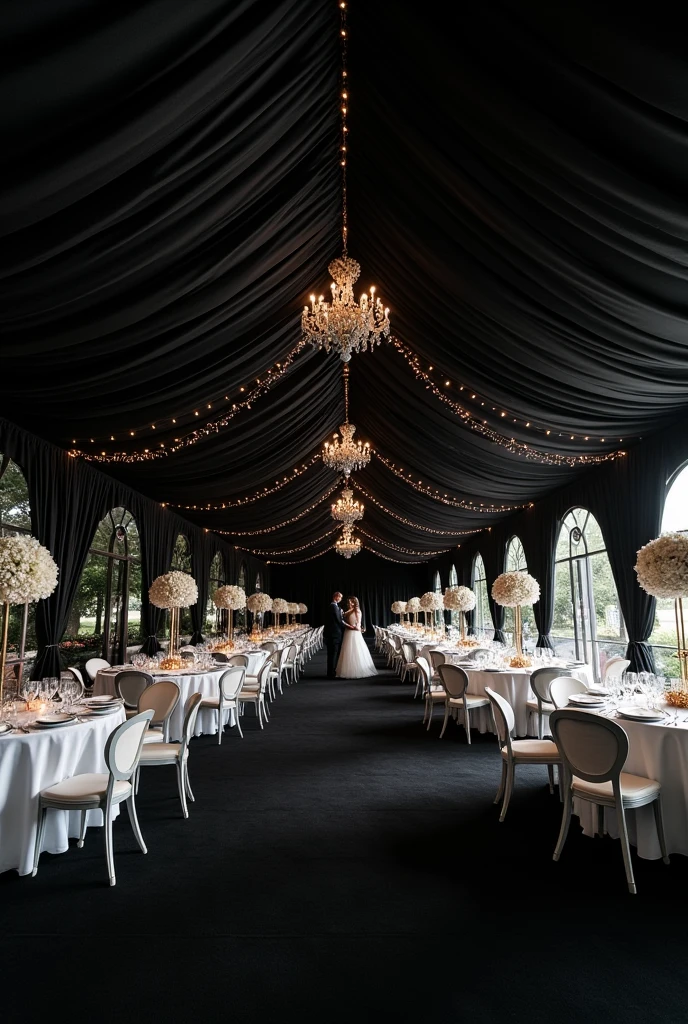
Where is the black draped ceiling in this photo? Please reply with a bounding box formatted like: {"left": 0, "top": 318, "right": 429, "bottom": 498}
{"left": 1, "top": 0, "right": 688, "bottom": 633}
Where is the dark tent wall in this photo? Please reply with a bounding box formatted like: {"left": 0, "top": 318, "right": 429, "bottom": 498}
{"left": 270, "top": 550, "right": 427, "bottom": 636}
{"left": 0, "top": 418, "right": 268, "bottom": 674}
{"left": 425, "top": 412, "right": 688, "bottom": 671}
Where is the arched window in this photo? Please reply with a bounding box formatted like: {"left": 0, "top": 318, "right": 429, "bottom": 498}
{"left": 170, "top": 533, "right": 193, "bottom": 638}
{"left": 553, "top": 508, "right": 625, "bottom": 680}
{"left": 504, "top": 536, "right": 535, "bottom": 647}
{"left": 433, "top": 570, "right": 442, "bottom": 594}
{"left": 0, "top": 455, "right": 34, "bottom": 673}
{"left": 255, "top": 572, "right": 262, "bottom": 592}
{"left": 70, "top": 508, "right": 141, "bottom": 663}
{"left": 205, "top": 551, "right": 226, "bottom": 633}
{"left": 448, "top": 565, "right": 458, "bottom": 588}
{"left": 649, "top": 463, "right": 688, "bottom": 674}
{"left": 472, "top": 553, "right": 492, "bottom": 637}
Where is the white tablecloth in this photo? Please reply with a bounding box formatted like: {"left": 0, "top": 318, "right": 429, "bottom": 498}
{"left": 95, "top": 667, "right": 239, "bottom": 741}
{"left": 0, "top": 707, "right": 126, "bottom": 877}
{"left": 574, "top": 712, "right": 688, "bottom": 860}
{"left": 442, "top": 656, "right": 592, "bottom": 737}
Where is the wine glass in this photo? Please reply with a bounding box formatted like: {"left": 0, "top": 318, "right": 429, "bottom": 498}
{"left": 20, "top": 679, "right": 37, "bottom": 710}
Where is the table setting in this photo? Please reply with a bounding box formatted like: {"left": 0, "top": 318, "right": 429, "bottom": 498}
{"left": 0, "top": 686, "right": 126, "bottom": 876}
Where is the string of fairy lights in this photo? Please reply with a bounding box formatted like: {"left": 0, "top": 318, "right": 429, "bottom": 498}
{"left": 62, "top": 0, "right": 633, "bottom": 569}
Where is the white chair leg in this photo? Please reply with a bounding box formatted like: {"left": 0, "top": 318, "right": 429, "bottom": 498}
{"left": 616, "top": 804, "right": 636, "bottom": 894}
{"left": 439, "top": 701, "right": 450, "bottom": 739}
{"left": 176, "top": 761, "right": 189, "bottom": 819}
{"left": 78, "top": 809, "right": 88, "bottom": 848}
{"left": 547, "top": 763, "right": 555, "bottom": 795}
{"left": 263, "top": 699, "right": 269, "bottom": 720}
{"left": 494, "top": 761, "right": 507, "bottom": 805}
{"left": 653, "top": 796, "right": 670, "bottom": 865}
{"left": 257, "top": 700, "right": 264, "bottom": 729}
{"left": 234, "top": 707, "right": 243, "bottom": 739}
{"left": 553, "top": 781, "right": 573, "bottom": 861}
{"left": 104, "top": 804, "right": 116, "bottom": 886}
{"left": 499, "top": 762, "right": 515, "bottom": 822}
{"left": 463, "top": 705, "right": 472, "bottom": 745}
{"left": 185, "top": 765, "right": 195, "bottom": 803}
{"left": 126, "top": 793, "right": 147, "bottom": 854}
{"left": 32, "top": 804, "right": 48, "bottom": 877}
{"left": 217, "top": 708, "right": 223, "bottom": 745}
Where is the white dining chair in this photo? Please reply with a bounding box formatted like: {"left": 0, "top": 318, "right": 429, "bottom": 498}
{"left": 550, "top": 709, "right": 669, "bottom": 894}
{"left": 115, "top": 670, "right": 154, "bottom": 716}
{"left": 550, "top": 675, "right": 590, "bottom": 709}
{"left": 138, "top": 692, "right": 203, "bottom": 818}
{"left": 138, "top": 680, "right": 180, "bottom": 743}
{"left": 400, "top": 643, "right": 419, "bottom": 685}
{"left": 437, "top": 663, "right": 489, "bottom": 742}
{"left": 604, "top": 657, "right": 631, "bottom": 682}
{"left": 525, "top": 667, "right": 561, "bottom": 739}
{"left": 260, "top": 642, "right": 278, "bottom": 653}
{"left": 486, "top": 688, "right": 561, "bottom": 822}
{"left": 227, "top": 654, "right": 249, "bottom": 669}
{"left": 65, "top": 667, "right": 86, "bottom": 700}
{"left": 417, "top": 656, "right": 445, "bottom": 730}
{"left": 238, "top": 660, "right": 271, "bottom": 728}
{"left": 32, "top": 710, "right": 153, "bottom": 886}
{"left": 459, "top": 648, "right": 492, "bottom": 663}
{"left": 200, "top": 666, "right": 245, "bottom": 742}
{"left": 283, "top": 644, "right": 299, "bottom": 685}
{"left": 84, "top": 657, "right": 110, "bottom": 684}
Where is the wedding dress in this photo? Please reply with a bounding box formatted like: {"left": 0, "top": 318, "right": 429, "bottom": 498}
{"left": 336, "top": 611, "right": 377, "bottom": 679}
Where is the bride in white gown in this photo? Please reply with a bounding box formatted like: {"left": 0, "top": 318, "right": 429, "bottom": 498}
{"left": 336, "top": 596, "right": 377, "bottom": 679}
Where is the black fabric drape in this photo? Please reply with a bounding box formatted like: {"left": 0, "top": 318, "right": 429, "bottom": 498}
{"left": 139, "top": 515, "right": 182, "bottom": 656}
{"left": 521, "top": 509, "right": 558, "bottom": 650}
{"left": 190, "top": 539, "right": 213, "bottom": 645}
{"left": 482, "top": 537, "right": 507, "bottom": 644}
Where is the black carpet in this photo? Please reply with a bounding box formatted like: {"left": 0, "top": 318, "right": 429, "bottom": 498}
{"left": 3, "top": 651, "right": 687, "bottom": 1023}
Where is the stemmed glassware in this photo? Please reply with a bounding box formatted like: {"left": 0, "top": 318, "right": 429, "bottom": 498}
{"left": 20, "top": 679, "right": 38, "bottom": 710}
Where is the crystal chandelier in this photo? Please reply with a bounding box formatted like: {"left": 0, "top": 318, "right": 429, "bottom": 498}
{"left": 323, "top": 421, "right": 370, "bottom": 478}
{"left": 335, "top": 525, "right": 362, "bottom": 559}
{"left": 331, "top": 485, "right": 364, "bottom": 526}
{"left": 302, "top": 255, "right": 390, "bottom": 363}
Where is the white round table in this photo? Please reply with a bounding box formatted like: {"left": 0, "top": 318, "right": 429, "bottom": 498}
{"left": 441, "top": 654, "right": 593, "bottom": 737}
{"left": 0, "top": 707, "right": 126, "bottom": 877}
{"left": 95, "top": 666, "right": 244, "bottom": 740}
{"left": 574, "top": 709, "right": 688, "bottom": 860}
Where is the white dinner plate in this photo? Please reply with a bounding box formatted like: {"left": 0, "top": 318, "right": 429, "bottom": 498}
{"left": 0, "top": 721, "right": 13, "bottom": 734}
{"left": 80, "top": 706, "right": 120, "bottom": 716}
{"left": 568, "top": 693, "right": 605, "bottom": 706}
{"left": 84, "top": 694, "right": 123, "bottom": 704}
{"left": 616, "top": 706, "right": 666, "bottom": 723}
{"left": 587, "top": 686, "right": 610, "bottom": 697}
{"left": 34, "top": 713, "right": 77, "bottom": 728}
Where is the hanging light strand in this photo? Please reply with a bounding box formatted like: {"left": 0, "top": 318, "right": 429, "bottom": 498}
{"left": 166, "top": 454, "right": 322, "bottom": 510}
{"left": 340, "top": 0, "right": 348, "bottom": 254}
{"left": 390, "top": 337, "right": 629, "bottom": 466}
{"left": 352, "top": 482, "right": 475, "bottom": 535}
{"left": 68, "top": 341, "right": 309, "bottom": 462}
{"left": 213, "top": 483, "right": 339, "bottom": 535}
{"left": 372, "top": 452, "right": 532, "bottom": 512}
{"left": 356, "top": 526, "right": 450, "bottom": 557}
{"left": 238, "top": 527, "right": 338, "bottom": 557}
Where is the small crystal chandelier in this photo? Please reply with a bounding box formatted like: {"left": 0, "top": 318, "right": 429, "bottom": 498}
{"left": 331, "top": 484, "right": 364, "bottom": 526}
{"left": 322, "top": 364, "right": 371, "bottom": 477}
{"left": 302, "top": 255, "right": 390, "bottom": 363}
{"left": 335, "top": 525, "right": 362, "bottom": 559}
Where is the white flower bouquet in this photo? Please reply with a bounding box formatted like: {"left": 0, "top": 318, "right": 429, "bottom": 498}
{"left": 0, "top": 535, "right": 58, "bottom": 605}
{"left": 443, "top": 586, "right": 475, "bottom": 612}
{"left": 420, "top": 591, "right": 444, "bottom": 611}
{"left": 272, "top": 598, "right": 289, "bottom": 614}
{"left": 635, "top": 533, "right": 688, "bottom": 599}
{"left": 212, "top": 585, "right": 246, "bottom": 611}
{"left": 149, "top": 570, "right": 198, "bottom": 609}
{"left": 406, "top": 596, "right": 421, "bottom": 612}
{"left": 247, "top": 592, "right": 273, "bottom": 614}
{"left": 391, "top": 600, "right": 407, "bottom": 615}
{"left": 298, "top": 602, "right": 308, "bottom": 615}
{"left": 491, "top": 572, "right": 540, "bottom": 608}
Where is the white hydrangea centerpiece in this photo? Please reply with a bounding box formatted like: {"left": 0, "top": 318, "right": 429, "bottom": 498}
{"left": 0, "top": 535, "right": 59, "bottom": 605}
{"left": 420, "top": 591, "right": 444, "bottom": 630}
{"left": 298, "top": 602, "right": 308, "bottom": 616}
{"left": 149, "top": 570, "right": 198, "bottom": 609}
{"left": 635, "top": 533, "right": 688, "bottom": 599}
{"left": 636, "top": 533, "right": 688, "bottom": 685}
{"left": 444, "top": 585, "right": 476, "bottom": 642}
{"left": 406, "top": 596, "right": 421, "bottom": 625}
{"left": 0, "top": 535, "right": 59, "bottom": 702}
{"left": 391, "top": 600, "right": 407, "bottom": 618}
{"left": 247, "top": 592, "right": 273, "bottom": 614}
{"left": 272, "top": 597, "right": 289, "bottom": 629}
{"left": 491, "top": 571, "right": 539, "bottom": 664}
{"left": 212, "top": 585, "right": 246, "bottom": 611}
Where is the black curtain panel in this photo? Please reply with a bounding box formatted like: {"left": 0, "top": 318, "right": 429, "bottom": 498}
{"left": 520, "top": 508, "right": 558, "bottom": 650}
{"left": 190, "top": 540, "right": 214, "bottom": 645}
{"left": 138, "top": 514, "right": 187, "bottom": 656}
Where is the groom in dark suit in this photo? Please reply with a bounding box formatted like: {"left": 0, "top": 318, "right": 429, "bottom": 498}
{"left": 325, "top": 591, "right": 344, "bottom": 679}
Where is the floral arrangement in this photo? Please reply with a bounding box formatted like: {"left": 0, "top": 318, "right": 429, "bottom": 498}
{"left": 212, "top": 585, "right": 246, "bottom": 611}
{"left": 635, "top": 533, "right": 688, "bottom": 599}
{"left": 298, "top": 602, "right": 308, "bottom": 615}
{"left": 288, "top": 602, "right": 299, "bottom": 615}
{"left": 443, "top": 586, "right": 476, "bottom": 612}
{"left": 391, "top": 600, "right": 407, "bottom": 614}
{"left": 0, "top": 535, "right": 59, "bottom": 605}
{"left": 149, "top": 570, "right": 198, "bottom": 609}
{"left": 406, "top": 596, "right": 421, "bottom": 612}
{"left": 247, "top": 592, "right": 272, "bottom": 613}
{"left": 491, "top": 571, "right": 540, "bottom": 607}
{"left": 272, "top": 598, "right": 289, "bottom": 614}
{"left": 420, "top": 591, "right": 444, "bottom": 611}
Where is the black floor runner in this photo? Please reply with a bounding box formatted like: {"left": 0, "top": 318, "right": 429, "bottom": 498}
{"left": 2, "top": 651, "right": 687, "bottom": 1022}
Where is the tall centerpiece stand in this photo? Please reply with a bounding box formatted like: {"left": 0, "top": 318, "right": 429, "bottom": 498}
{"left": 149, "top": 570, "right": 198, "bottom": 670}
{"left": 491, "top": 571, "right": 540, "bottom": 668}
{"left": 406, "top": 597, "right": 421, "bottom": 630}
{"left": 636, "top": 533, "right": 688, "bottom": 698}
{"left": 212, "top": 585, "right": 247, "bottom": 652}
{"left": 272, "top": 597, "right": 289, "bottom": 633}
{"left": 248, "top": 591, "right": 273, "bottom": 641}
{"left": 444, "top": 585, "right": 477, "bottom": 647}
{"left": 0, "top": 536, "right": 58, "bottom": 705}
